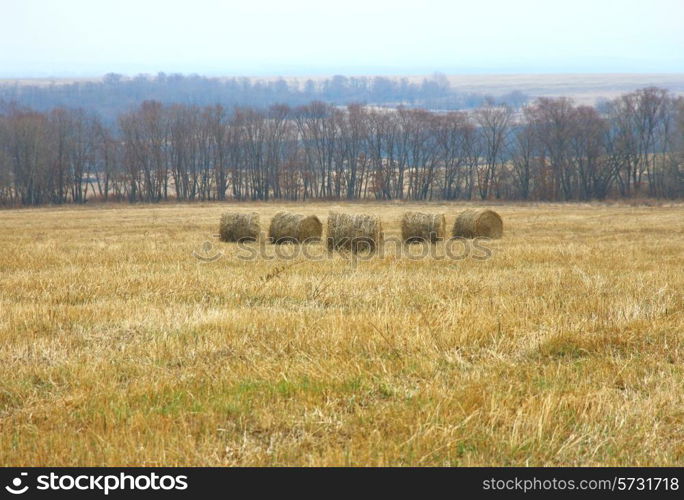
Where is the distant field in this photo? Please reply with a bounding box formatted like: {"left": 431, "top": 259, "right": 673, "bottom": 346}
{"left": 0, "top": 201, "right": 682, "bottom": 466}
{"left": 440, "top": 73, "right": 684, "bottom": 105}
{"left": 284, "top": 73, "right": 684, "bottom": 104}
{"left": 2, "top": 73, "right": 683, "bottom": 105}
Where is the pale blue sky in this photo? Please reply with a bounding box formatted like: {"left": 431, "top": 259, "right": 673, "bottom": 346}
{"left": 1, "top": 0, "right": 683, "bottom": 77}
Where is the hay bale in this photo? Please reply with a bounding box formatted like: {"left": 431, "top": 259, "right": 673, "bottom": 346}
{"left": 452, "top": 209, "right": 503, "bottom": 239}
{"left": 327, "top": 212, "right": 383, "bottom": 252}
{"left": 401, "top": 211, "right": 446, "bottom": 243}
{"left": 218, "top": 212, "right": 260, "bottom": 242}
{"left": 268, "top": 211, "right": 322, "bottom": 243}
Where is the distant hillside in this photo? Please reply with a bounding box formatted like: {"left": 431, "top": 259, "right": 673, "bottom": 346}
{"left": 1, "top": 73, "right": 683, "bottom": 121}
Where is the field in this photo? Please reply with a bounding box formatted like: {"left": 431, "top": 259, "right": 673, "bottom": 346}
{"left": 437, "top": 73, "right": 684, "bottom": 105}
{"left": 0, "top": 201, "right": 682, "bottom": 466}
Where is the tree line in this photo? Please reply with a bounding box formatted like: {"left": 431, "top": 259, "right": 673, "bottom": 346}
{"left": 0, "top": 73, "right": 528, "bottom": 122}
{"left": 0, "top": 87, "right": 682, "bottom": 206}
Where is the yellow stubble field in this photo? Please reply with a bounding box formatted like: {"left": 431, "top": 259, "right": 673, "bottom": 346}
{"left": 0, "top": 201, "right": 682, "bottom": 466}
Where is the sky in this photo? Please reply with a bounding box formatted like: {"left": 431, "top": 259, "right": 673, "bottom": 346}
{"left": 1, "top": 0, "right": 683, "bottom": 77}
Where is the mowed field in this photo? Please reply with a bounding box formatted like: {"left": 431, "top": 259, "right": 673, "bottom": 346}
{"left": 0, "top": 202, "right": 682, "bottom": 466}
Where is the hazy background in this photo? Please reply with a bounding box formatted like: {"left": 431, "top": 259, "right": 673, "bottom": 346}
{"left": 1, "top": 0, "right": 683, "bottom": 77}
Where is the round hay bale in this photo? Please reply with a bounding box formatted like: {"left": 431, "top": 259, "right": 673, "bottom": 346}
{"left": 327, "top": 211, "right": 383, "bottom": 253}
{"left": 401, "top": 211, "right": 446, "bottom": 243}
{"left": 268, "top": 211, "right": 322, "bottom": 243}
{"left": 452, "top": 209, "right": 503, "bottom": 239}
{"left": 218, "top": 212, "right": 260, "bottom": 242}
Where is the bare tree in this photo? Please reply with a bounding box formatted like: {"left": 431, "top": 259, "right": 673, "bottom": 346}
{"left": 475, "top": 101, "right": 512, "bottom": 200}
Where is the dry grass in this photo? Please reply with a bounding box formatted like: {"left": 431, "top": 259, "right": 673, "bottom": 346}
{"left": 0, "top": 201, "right": 682, "bottom": 466}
